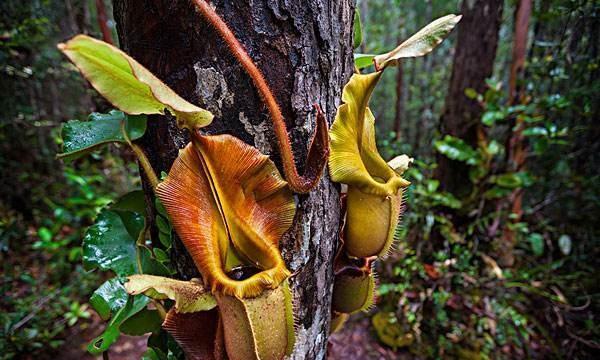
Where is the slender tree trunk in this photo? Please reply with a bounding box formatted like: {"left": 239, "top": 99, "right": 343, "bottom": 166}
{"left": 359, "top": 0, "right": 368, "bottom": 54}
{"left": 113, "top": 1, "right": 354, "bottom": 358}
{"left": 499, "top": 0, "right": 533, "bottom": 267}
{"left": 95, "top": 0, "right": 114, "bottom": 44}
{"left": 436, "top": 0, "right": 504, "bottom": 196}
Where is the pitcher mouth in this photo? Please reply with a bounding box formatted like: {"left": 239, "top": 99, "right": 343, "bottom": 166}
{"left": 227, "top": 265, "right": 262, "bottom": 281}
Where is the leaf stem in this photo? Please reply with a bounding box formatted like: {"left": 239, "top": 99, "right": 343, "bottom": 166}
{"left": 192, "top": 0, "right": 328, "bottom": 193}
{"left": 121, "top": 121, "right": 159, "bottom": 189}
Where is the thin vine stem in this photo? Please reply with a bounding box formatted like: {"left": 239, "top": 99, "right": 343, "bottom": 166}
{"left": 120, "top": 121, "right": 159, "bottom": 189}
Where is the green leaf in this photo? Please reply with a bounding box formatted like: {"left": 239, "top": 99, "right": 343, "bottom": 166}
{"left": 522, "top": 126, "right": 548, "bottom": 137}
{"left": 156, "top": 216, "right": 171, "bottom": 235}
{"left": 373, "top": 14, "right": 461, "bottom": 69}
{"left": 58, "top": 35, "right": 213, "bottom": 131}
{"left": 58, "top": 110, "right": 147, "bottom": 161}
{"left": 529, "top": 233, "right": 544, "bottom": 256}
{"left": 481, "top": 110, "right": 505, "bottom": 126}
{"left": 82, "top": 209, "right": 144, "bottom": 276}
{"left": 125, "top": 275, "right": 217, "bottom": 313}
{"left": 120, "top": 309, "right": 162, "bottom": 336}
{"left": 142, "top": 348, "right": 163, "bottom": 360}
{"left": 112, "top": 190, "right": 147, "bottom": 216}
{"left": 494, "top": 173, "right": 523, "bottom": 189}
{"left": 139, "top": 246, "right": 173, "bottom": 276}
{"left": 87, "top": 294, "right": 150, "bottom": 355}
{"left": 90, "top": 278, "right": 129, "bottom": 321}
{"left": 38, "top": 227, "right": 52, "bottom": 242}
{"left": 483, "top": 186, "right": 512, "bottom": 199}
{"left": 434, "top": 135, "right": 481, "bottom": 165}
{"left": 158, "top": 232, "right": 172, "bottom": 249}
{"left": 353, "top": 9, "right": 363, "bottom": 49}
{"left": 464, "top": 88, "right": 478, "bottom": 99}
{"left": 155, "top": 198, "right": 168, "bottom": 218}
{"left": 558, "top": 234, "right": 572, "bottom": 255}
{"left": 153, "top": 248, "right": 169, "bottom": 262}
{"left": 354, "top": 53, "right": 376, "bottom": 69}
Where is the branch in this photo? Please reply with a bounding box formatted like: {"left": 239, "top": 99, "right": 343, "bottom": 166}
{"left": 191, "top": 0, "right": 329, "bottom": 193}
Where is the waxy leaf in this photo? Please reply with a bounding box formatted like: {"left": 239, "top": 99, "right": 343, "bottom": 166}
{"left": 373, "top": 14, "right": 461, "bottom": 69}
{"left": 83, "top": 200, "right": 172, "bottom": 277}
{"left": 90, "top": 278, "right": 129, "bottom": 321}
{"left": 156, "top": 133, "right": 295, "bottom": 298}
{"left": 83, "top": 209, "right": 143, "bottom": 276}
{"left": 125, "top": 275, "right": 217, "bottom": 313}
{"left": 88, "top": 294, "right": 150, "bottom": 355}
{"left": 120, "top": 309, "right": 162, "bottom": 336}
{"left": 58, "top": 110, "right": 146, "bottom": 161}
{"left": 58, "top": 34, "right": 213, "bottom": 130}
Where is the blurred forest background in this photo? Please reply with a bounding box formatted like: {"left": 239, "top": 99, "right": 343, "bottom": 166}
{"left": 1, "top": 0, "right": 598, "bottom": 359}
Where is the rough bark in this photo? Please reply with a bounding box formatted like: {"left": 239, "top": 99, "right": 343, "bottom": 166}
{"left": 113, "top": 1, "right": 354, "bottom": 358}
{"left": 436, "top": 0, "right": 504, "bottom": 196}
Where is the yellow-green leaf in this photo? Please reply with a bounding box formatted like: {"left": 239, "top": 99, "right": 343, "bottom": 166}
{"left": 58, "top": 34, "right": 213, "bottom": 130}
{"left": 124, "top": 275, "right": 217, "bottom": 313}
{"left": 373, "top": 14, "right": 461, "bottom": 69}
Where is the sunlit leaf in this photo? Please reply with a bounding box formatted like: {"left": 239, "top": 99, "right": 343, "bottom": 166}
{"left": 90, "top": 278, "right": 129, "bottom": 321}
{"left": 374, "top": 14, "right": 461, "bottom": 69}
{"left": 156, "top": 133, "right": 296, "bottom": 298}
{"left": 125, "top": 275, "right": 217, "bottom": 313}
{"left": 58, "top": 110, "right": 146, "bottom": 161}
{"left": 58, "top": 34, "right": 213, "bottom": 130}
{"left": 482, "top": 110, "right": 506, "bottom": 126}
{"left": 434, "top": 135, "right": 481, "bottom": 165}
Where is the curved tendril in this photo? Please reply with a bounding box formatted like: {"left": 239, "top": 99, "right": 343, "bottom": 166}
{"left": 192, "top": 0, "right": 329, "bottom": 193}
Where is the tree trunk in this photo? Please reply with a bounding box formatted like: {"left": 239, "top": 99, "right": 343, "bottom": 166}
{"left": 436, "top": 0, "right": 504, "bottom": 196}
{"left": 499, "top": 0, "right": 532, "bottom": 267}
{"left": 393, "top": 59, "right": 403, "bottom": 141}
{"left": 113, "top": 1, "right": 354, "bottom": 358}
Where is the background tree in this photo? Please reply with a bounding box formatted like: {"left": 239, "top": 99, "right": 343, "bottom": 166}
{"left": 436, "top": 0, "right": 504, "bottom": 197}
{"left": 112, "top": 0, "right": 354, "bottom": 357}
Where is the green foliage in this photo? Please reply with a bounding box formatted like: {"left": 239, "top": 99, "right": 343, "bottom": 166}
{"left": 364, "top": 1, "right": 598, "bottom": 357}
{"left": 58, "top": 111, "right": 147, "bottom": 161}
